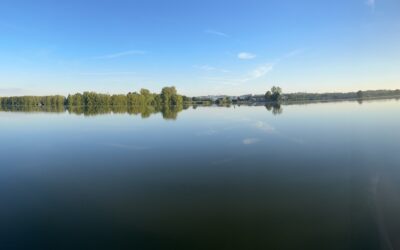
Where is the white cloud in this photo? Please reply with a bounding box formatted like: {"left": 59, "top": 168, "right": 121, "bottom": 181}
{"left": 243, "top": 138, "right": 261, "bottom": 145}
{"left": 94, "top": 50, "right": 146, "bottom": 59}
{"left": 238, "top": 52, "right": 256, "bottom": 60}
{"left": 205, "top": 29, "right": 229, "bottom": 37}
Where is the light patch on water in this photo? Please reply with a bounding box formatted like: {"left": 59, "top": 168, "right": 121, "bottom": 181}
{"left": 242, "top": 138, "right": 261, "bottom": 145}
{"left": 196, "top": 129, "right": 218, "bottom": 136}
{"left": 254, "top": 121, "right": 275, "bottom": 133}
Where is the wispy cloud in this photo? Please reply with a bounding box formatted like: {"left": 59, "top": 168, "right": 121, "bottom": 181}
{"left": 203, "top": 63, "right": 274, "bottom": 86}
{"left": 194, "top": 65, "right": 230, "bottom": 73}
{"left": 248, "top": 64, "right": 273, "bottom": 80}
{"left": 238, "top": 52, "right": 256, "bottom": 60}
{"left": 243, "top": 138, "right": 261, "bottom": 145}
{"left": 283, "top": 48, "right": 305, "bottom": 59}
{"left": 205, "top": 29, "right": 229, "bottom": 37}
{"left": 94, "top": 50, "right": 146, "bottom": 59}
{"left": 201, "top": 48, "right": 301, "bottom": 87}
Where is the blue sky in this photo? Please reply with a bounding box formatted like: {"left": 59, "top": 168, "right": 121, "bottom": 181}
{"left": 0, "top": 0, "right": 399, "bottom": 96}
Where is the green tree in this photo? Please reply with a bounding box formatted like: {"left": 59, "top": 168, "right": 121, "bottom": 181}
{"left": 161, "top": 86, "right": 182, "bottom": 105}
{"left": 111, "top": 94, "right": 127, "bottom": 106}
{"left": 271, "top": 86, "right": 282, "bottom": 101}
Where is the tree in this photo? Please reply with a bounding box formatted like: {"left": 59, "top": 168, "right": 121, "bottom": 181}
{"left": 182, "top": 96, "right": 192, "bottom": 103}
{"left": 161, "top": 86, "right": 182, "bottom": 105}
{"left": 265, "top": 91, "right": 272, "bottom": 101}
{"left": 127, "top": 92, "right": 142, "bottom": 106}
{"left": 216, "top": 97, "right": 231, "bottom": 105}
{"left": 356, "top": 90, "right": 363, "bottom": 99}
{"left": 111, "top": 94, "right": 127, "bottom": 106}
{"left": 271, "top": 86, "right": 282, "bottom": 101}
{"left": 140, "top": 88, "right": 155, "bottom": 105}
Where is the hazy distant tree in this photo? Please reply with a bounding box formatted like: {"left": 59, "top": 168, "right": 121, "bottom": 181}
{"left": 271, "top": 86, "right": 282, "bottom": 101}
{"left": 182, "top": 96, "right": 192, "bottom": 103}
{"left": 216, "top": 97, "right": 231, "bottom": 105}
{"left": 357, "top": 90, "right": 363, "bottom": 99}
{"left": 265, "top": 91, "right": 272, "bottom": 101}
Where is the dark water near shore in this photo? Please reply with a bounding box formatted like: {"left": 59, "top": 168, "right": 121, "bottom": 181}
{"left": 1, "top": 99, "right": 400, "bottom": 250}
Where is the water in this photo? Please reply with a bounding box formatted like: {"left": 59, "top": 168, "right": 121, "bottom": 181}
{"left": 1, "top": 99, "right": 399, "bottom": 250}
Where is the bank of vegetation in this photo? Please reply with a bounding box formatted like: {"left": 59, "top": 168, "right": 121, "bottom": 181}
{"left": 1, "top": 86, "right": 399, "bottom": 109}
{"left": 0, "top": 87, "right": 185, "bottom": 107}
{"left": 283, "top": 89, "right": 400, "bottom": 103}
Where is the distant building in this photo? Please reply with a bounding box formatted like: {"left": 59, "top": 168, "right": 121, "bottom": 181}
{"left": 238, "top": 94, "right": 252, "bottom": 101}
{"left": 251, "top": 95, "right": 266, "bottom": 102}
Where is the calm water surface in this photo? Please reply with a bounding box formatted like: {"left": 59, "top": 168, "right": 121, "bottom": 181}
{"left": 1, "top": 100, "right": 400, "bottom": 250}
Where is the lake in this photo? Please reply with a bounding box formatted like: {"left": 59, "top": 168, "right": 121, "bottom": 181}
{"left": 1, "top": 99, "right": 400, "bottom": 250}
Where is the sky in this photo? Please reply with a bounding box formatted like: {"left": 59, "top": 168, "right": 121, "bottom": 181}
{"left": 0, "top": 0, "right": 399, "bottom": 96}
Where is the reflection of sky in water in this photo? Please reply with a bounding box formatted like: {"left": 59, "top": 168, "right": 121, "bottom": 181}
{"left": 0, "top": 99, "right": 400, "bottom": 249}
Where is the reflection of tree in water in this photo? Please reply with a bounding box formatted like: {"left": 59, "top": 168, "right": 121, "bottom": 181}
{"left": 265, "top": 103, "right": 283, "bottom": 115}
{"left": 68, "top": 106, "right": 112, "bottom": 116}
{"left": 161, "top": 105, "right": 183, "bottom": 120}
{"left": 68, "top": 104, "right": 185, "bottom": 120}
{"left": 0, "top": 105, "right": 65, "bottom": 113}
{"left": 1, "top": 103, "right": 186, "bottom": 120}
{"left": 127, "top": 105, "right": 158, "bottom": 118}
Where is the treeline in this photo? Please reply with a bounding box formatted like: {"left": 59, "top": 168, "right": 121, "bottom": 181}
{"left": 0, "top": 87, "right": 186, "bottom": 107}
{"left": 283, "top": 89, "right": 400, "bottom": 102}
{"left": 1, "top": 87, "right": 399, "bottom": 107}
{"left": 0, "top": 95, "right": 65, "bottom": 107}
{"left": 67, "top": 87, "right": 185, "bottom": 107}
